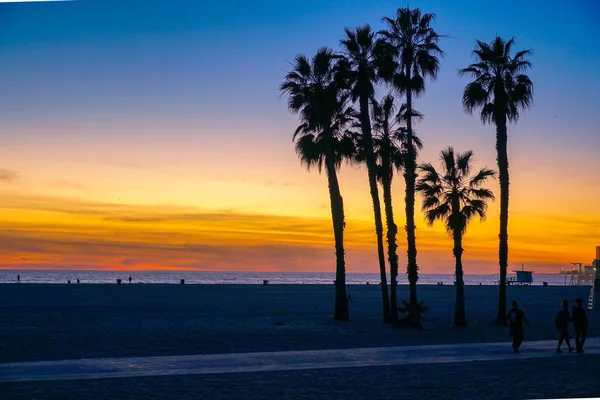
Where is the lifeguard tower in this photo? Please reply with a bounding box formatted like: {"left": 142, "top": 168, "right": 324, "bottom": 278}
{"left": 506, "top": 265, "right": 534, "bottom": 285}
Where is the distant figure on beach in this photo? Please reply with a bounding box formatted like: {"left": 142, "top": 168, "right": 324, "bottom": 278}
{"left": 67, "top": 279, "right": 71, "bottom": 284}
{"left": 128, "top": 276, "right": 132, "bottom": 284}
{"left": 572, "top": 298, "right": 588, "bottom": 353}
{"left": 555, "top": 299, "right": 573, "bottom": 353}
{"left": 77, "top": 278, "right": 80, "bottom": 284}
{"left": 17, "top": 274, "right": 20, "bottom": 283}
{"left": 507, "top": 300, "right": 529, "bottom": 352}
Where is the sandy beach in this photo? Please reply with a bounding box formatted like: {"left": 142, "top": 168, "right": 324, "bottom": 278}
{"left": 0, "top": 283, "right": 596, "bottom": 362}
{"left": 1, "top": 283, "right": 599, "bottom": 399}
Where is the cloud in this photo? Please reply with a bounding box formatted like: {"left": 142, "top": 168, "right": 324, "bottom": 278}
{"left": 40, "top": 179, "right": 87, "bottom": 191}
{"left": 263, "top": 179, "right": 295, "bottom": 187}
{"left": 0, "top": 169, "right": 18, "bottom": 182}
{"left": 0, "top": 191, "right": 597, "bottom": 273}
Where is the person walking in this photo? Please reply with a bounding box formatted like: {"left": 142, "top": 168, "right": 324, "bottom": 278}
{"left": 555, "top": 299, "right": 573, "bottom": 353}
{"left": 507, "top": 300, "right": 529, "bottom": 352}
{"left": 572, "top": 298, "right": 588, "bottom": 353}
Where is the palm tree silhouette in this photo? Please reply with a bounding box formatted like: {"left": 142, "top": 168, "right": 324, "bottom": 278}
{"left": 379, "top": 7, "right": 444, "bottom": 327}
{"left": 280, "top": 48, "right": 355, "bottom": 320}
{"left": 417, "top": 147, "right": 496, "bottom": 327}
{"left": 339, "top": 25, "right": 391, "bottom": 321}
{"left": 371, "top": 95, "right": 422, "bottom": 320}
{"left": 459, "top": 36, "right": 533, "bottom": 324}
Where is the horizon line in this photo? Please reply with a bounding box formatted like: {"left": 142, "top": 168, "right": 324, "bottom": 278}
{"left": 0, "top": 269, "right": 566, "bottom": 276}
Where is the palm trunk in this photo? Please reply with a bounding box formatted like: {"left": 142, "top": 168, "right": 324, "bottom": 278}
{"left": 381, "top": 159, "right": 399, "bottom": 322}
{"left": 494, "top": 112, "right": 509, "bottom": 324}
{"left": 405, "top": 67, "right": 420, "bottom": 328}
{"left": 324, "top": 133, "right": 349, "bottom": 321}
{"left": 359, "top": 95, "right": 390, "bottom": 322}
{"left": 453, "top": 227, "right": 467, "bottom": 327}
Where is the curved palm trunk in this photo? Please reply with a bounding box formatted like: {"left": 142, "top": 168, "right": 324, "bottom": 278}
{"left": 405, "top": 68, "right": 421, "bottom": 328}
{"left": 453, "top": 228, "right": 467, "bottom": 327}
{"left": 494, "top": 113, "right": 509, "bottom": 324}
{"left": 381, "top": 162, "right": 399, "bottom": 322}
{"left": 324, "top": 135, "right": 349, "bottom": 321}
{"left": 359, "top": 95, "right": 390, "bottom": 322}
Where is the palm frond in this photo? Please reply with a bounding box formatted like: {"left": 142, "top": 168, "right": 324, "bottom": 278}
{"left": 416, "top": 148, "right": 494, "bottom": 237}
{"left": 460, "top": 36, "right": 533, "bottom": 125}
{"left": 468, "top": 168, "right": 496, "bottom": 188}
{"left": 280, "top": 48, "right": 356, "bottom": 175}
{"left": 379, "top": 6, "right": 444, "bottom": 95}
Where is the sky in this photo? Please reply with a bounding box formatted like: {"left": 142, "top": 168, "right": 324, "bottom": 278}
{"left": 0, "top": 0, "right": 599, "bottom": 275}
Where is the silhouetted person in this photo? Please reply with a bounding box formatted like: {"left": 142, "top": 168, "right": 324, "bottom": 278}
{"left": 77, "top": 278, "right": 80, "bottom": 284}
{"left": 507, "top": 300, "right": 529, "bottom": 352}
{"left": 17, "top": 274, "right": 20, "bottom": 283}
{"left": 555, "top": 299, "right": 573, "bottom": 353}
{"left": 67, "top": 279, "right": 71, "bottom": 285}
{"left": 128, "top": 276, "right": 132, "bottom": 284}
{"left": 572, "top": 298, "right": 588, "bottom": 353}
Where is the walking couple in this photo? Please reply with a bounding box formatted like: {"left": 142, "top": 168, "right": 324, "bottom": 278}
{"left": 554, "top": 298, "right": 588, "bottom": 353}
{"left": 507, "top": 298, "right": 588, "bottom": 353}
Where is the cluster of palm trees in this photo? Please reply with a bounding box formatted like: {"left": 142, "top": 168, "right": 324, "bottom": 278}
{"left": 280, "top": 7, "right": 533, "bottom": 327}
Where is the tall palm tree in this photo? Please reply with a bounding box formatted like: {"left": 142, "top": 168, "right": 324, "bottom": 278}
{"left": 379, "top": 7, "right": 444, "bottom": 326}
{"left": 340, "top": 25, "right": 390, "bottom": 321}
{"left": 459, "top": 36, "right": 533, "bottom": 324}
{"left": 280, "top": 48, "right": 355, "bottom": 320}
{"left": 417, "top": 147, "right": 496, "bottom": 327}
{"left": 371, "top": 95, "right": 422, "bottom": 320}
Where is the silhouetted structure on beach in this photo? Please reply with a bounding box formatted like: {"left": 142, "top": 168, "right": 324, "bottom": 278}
{"left": 460, "top": 37, "right": 533, "bottom": 324}
{"left": 280, "top": 49, "right": 351, "bottom": 320}
{"left": 340, "top": 25, "right": 390, "bottom": 322}
{"left": 417, "top": 147, "right": 495, "bottom": 327}
{"left": 379, "top": 7, "right": 444, "bottom": 327}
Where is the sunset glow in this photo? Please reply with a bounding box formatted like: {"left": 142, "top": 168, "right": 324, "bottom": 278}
{"left": 1, "top": 0, "right": 598, "bottom": 274}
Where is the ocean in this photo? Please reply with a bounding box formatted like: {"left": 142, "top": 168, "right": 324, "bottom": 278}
{"left": 0, "top": 270, "right": 583, "bottom": 286}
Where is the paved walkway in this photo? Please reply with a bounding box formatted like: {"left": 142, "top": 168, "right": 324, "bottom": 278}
{"left": 1, "top": 338, "right": 598, "bottom": 383}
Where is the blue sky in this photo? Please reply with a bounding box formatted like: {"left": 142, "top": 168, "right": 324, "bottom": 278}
{"left": 1, "top": 0, "right": 598, "bottom": 142}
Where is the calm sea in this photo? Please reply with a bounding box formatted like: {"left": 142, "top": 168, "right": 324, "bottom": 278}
{"left": 0, "top": 270, "right": 580, "bottom": 286}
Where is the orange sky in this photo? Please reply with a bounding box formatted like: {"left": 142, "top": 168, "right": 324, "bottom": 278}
{"left": 0, "top": 130, "right": 598, "bottom": 275}
{"left": 1, "top": 0, "right": 599, "bottom": 275}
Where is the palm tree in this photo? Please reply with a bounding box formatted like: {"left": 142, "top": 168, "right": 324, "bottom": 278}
{"left": 371, "top": 95, "right": 422, "bottom": 320}
{"left": 379, "top": 7, "right": 444, "bottom": 326}
{"left": 340, "top": 25, "right": 390, "bottom": 321}
{"left": 280, "top": 48, "right": 355, "bottom": 320}
{"left": 417, "top": 147, "right": 496, "bottom": 327}
{"left": 459, "top": 36, "right": 533, "bottom": 324}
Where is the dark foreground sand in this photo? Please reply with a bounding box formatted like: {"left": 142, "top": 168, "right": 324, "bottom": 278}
{"left": 2, "top": 355, "right": 600, "bottom": 400}
{"left": 1, "top": 284, "right": 599, "bottom": 399}
{"left": 0, "top": 283, "right": 596, "bottom": 363}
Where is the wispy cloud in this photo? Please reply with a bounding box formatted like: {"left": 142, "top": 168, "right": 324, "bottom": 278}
{"left": 39, "top": 179, "right": 87, "bottom": 191}
{"left": 0, "top": 191, "right": 596, "bottom": 273}
{"left": 0, "top": 169, "right": 18, "bottom": 182}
